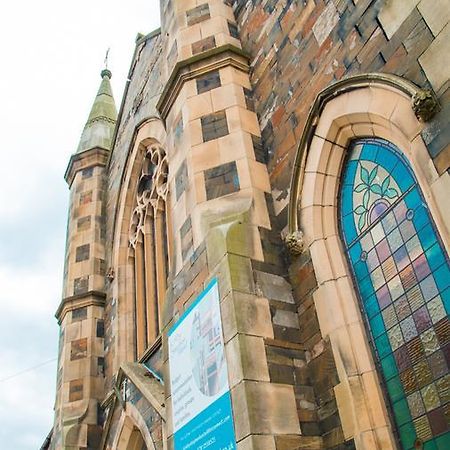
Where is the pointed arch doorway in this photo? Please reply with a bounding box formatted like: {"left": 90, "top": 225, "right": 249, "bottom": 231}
{"left": 124, "top": 427, "right": 147, "bottom": 450}
{"left": 115, "top": 413, "right": 154, "bottom": 450}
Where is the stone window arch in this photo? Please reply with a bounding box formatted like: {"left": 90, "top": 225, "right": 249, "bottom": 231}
{"left": 286, "top": 74, "right": 449, "bottom": 449}
{"left": 129, "top": 143, "right": 169, "bottom": 357}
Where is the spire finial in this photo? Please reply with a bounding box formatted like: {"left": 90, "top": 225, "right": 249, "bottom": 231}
{"left": 101, "top": 48, "right": 112, "bottom": 79}
{"left": 104, "top": 48, "right": 110, "bottom": 69}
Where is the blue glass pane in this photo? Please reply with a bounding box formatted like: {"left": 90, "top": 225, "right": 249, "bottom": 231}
{"left": 376, "top": 146, "right": 400, "bottom": 171}
{"left": 405, "top": 188, "right": 422, "bottom": 211}
{"left": 418, "top": 223, "right": 437, "bottom": 252}
{"left": 341, "top": 184, "right": 354, "bottom": 216}
{"left": 360, "top": 143, "right": 379, "bottom": 161}
{"left": 342, "top": 214, "right": 357, "bottom": 245}
{"left": 442, "top": 287, "right": 450, "bottom": 314}
{"left": 386, "top": 376, "right": 405, "bottom": 403}
{"left": 392, "top": 161, "right": 414, "bottom": 191}
{"left": 354, "top": 260, "right": 369, "bottom": 281}
{"left": 359, "top": 275, "right": 374, "bottom": 298}
{"left": 348, "top": 241, "right": 362, "bottom": 263}
{"left": 370, "top": 313, "right": 386, "bottom": 338}
{"left": 426, "top": 243, "right": 446, "bottom": 271}
{"left": 365, "top": 294, "right": 380, "bottom": 319}
{"left": 434, "top": 264, "right": 450, "bottom": 292}
{"left": 413, "top": 205, "right": 429, "bottom": 231}
{"left": 342, "top": 160, "right": 358, "bottom": 186}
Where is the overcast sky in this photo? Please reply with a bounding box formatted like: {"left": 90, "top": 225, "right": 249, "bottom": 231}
{"left": 0, "top": 1, "right": 160, "bottom": 448}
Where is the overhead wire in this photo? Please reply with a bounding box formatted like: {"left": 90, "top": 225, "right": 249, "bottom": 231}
{"left": 0, "top": 357, "right": 57, "bottom": 383}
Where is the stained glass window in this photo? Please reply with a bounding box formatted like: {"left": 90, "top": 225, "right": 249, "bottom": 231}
{"left": 339, "top": 138, "right": 450, "bottom": 450}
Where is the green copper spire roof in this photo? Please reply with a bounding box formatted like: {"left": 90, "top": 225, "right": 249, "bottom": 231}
{"left": 76, "top": 69, "right": 118, "bottom": 153}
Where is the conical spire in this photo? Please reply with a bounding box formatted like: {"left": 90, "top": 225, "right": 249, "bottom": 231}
{"left": 76, "top": 69, "right": 117, "bottom": 153}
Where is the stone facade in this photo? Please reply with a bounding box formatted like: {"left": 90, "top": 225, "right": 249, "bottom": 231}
{"left": 45, "top": 1, "right": 450, "bottom": 450}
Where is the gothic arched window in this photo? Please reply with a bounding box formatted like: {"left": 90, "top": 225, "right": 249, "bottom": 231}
{"left": 129, "top": 143, "right": 169, "bottom": 358}
{"left": 339, "top": 138, "right": 450, "bottom": 449}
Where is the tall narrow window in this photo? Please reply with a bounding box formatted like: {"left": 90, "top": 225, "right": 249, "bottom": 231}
{"left": 339, "top": 138, "right": 450, "bottom": 449}
{"left": 129, "top": 144, "right": 169, "bottom": 358}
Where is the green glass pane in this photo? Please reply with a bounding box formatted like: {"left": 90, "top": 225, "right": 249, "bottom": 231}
{"left": 366, "top": 294, "right": 380, "bottom": 319}
{"left": 392, "top": 398, "right": 411, "bottom": 426}
{"left": 423, "top": 439, "right": 438, "bottom": 450}
{"left": 381, "top": 354, "right": 398, "bottom": 380}
{"left": 436, "top": 432, "right": 450, "bottom": 450}
{"left": 399, "top": 421, "right": 417, "bottom": 449}
{"left": 387, "top": 376, "right": 405, "bottom": 403}
{"left": 370, "top": 313, "right": 386, "bottom": 338}
{"left": 375, "top": 333, "right": 391, "bottom": 358}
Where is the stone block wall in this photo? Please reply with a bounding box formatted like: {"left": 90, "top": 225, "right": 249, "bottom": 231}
{"left": 227, "top": 0, "right": 450, "bottom": 447}
{"left": 104, "top": 31, "right": 164, "bottom": 390}
{"left": 232, "top": 0, "right": 449, "bottom": 198}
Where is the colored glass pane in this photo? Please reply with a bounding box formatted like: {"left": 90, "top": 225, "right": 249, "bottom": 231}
{"left": 340, "top": 138, "right": 450, "bottom": 448}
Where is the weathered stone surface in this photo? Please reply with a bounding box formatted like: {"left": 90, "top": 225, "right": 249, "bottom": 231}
{"left": 75, "top": 244, "right": 90, "bottom": 262}
{"left": 419, "top": 22, "right": 450, "bottom": 92}
{"left": 192, "top": 35, "right": 216, "bottom": 55}
{"left": 186, "top": 3, "right": 210, "bottom": 26}
{"left": 204, "top": 161, "right": 239, "bottom": 200}
{"left": 378, "top": 0, "right": 421, "bottom": 39}
{"left": 232, "top": 381, "right": 301, "bottom": 440}
{"left": 418, "top": 0, "right": 450, "bottom": 36}
{"left": 201, "top": 110, "right": 229, "bottom": 143}
{"left": 255, "top": 270, "right": 294, "bottom": 304}
{"left": 196, "top": 70, "right": 221, "bottom": 94}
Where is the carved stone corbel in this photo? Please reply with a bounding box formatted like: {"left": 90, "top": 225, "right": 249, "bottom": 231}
{"left": 284, "top": 230, "right": 305, "bottom": 256}
{"left": 411, "top": 88, "right": 439, "bottom": 122}
{"left": 106, "top": 268, "right": 115, "bottom": 282}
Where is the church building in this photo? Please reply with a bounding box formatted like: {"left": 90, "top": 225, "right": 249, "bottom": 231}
{"left": 44, "top": 1, "right": 450, "bottom": 449}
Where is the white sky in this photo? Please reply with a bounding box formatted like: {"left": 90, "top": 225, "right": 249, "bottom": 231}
{"left": 0, "top": 1, "right": 161, "bottom": 448}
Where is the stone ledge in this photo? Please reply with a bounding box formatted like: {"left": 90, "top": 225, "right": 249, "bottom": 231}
{"left": 156, "top": 44, "right": 250, "bottom": 121}
{"left": 65, "top": 147, "right": 109, "bottom": 187}
{"left": 55, "top": 290, "right": 106, "bottom": 323}
{"left": 264, "top": 337, "right": 306, "bottom": 351}
{"left": 118, "top": 362, "right": 165, "bottom": 419}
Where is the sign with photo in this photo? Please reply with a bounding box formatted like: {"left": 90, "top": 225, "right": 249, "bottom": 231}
{"left": 168, "top": 278, "right": 236, "bottom": 450}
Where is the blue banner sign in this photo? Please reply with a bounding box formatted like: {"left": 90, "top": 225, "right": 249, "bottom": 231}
{"left": 168, "top": 279, "right": 237, "bottom": 450}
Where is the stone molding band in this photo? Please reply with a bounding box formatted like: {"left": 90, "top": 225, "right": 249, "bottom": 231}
{"left": 55, "top": 290, "right": 106, "bottom": 324}
{"left": 65, "top": 147, "right": 110, "bottom": 187}
{"left": 156, "top": 44, "right": 251, "bottom": 121}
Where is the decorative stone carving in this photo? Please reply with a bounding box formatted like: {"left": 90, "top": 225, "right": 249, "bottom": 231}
{"left": 106, "top": 268, "right": 115, "bottom": 282}
{"left": 284, "top": 230, "right": 305, "bottom": 256}
{"left": 129, "top": 144, "right": 168, "bottom": 248}
{"left": 411, "top": 89, "right": 439, "bottom": 122}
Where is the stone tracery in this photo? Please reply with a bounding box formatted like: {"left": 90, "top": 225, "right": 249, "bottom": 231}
{"left": 128, "top": 142, "right": 169, "bottom": 357}
{"left": 129, "top": 144, "right": 168, "bottom": 249}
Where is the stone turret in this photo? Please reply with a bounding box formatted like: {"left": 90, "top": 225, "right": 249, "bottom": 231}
{"left": 51, "top": 69, "right": 117, "bottom": 450}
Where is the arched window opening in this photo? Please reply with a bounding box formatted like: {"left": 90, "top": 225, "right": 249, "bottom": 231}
{"left": 339, "top": 138, "right": 450, "bottom": 449}
{"left": 129, "top": 143, "right": 169, "bottom": 358}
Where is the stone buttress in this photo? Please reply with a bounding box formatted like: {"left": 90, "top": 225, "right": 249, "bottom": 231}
{"left": 51, "top": 69, "right": 117, "bottom": 450}
{"left": 158, "top": 1, "right": 306, "bottom": 448}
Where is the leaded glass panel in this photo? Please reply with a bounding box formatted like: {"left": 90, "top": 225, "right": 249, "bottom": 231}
{"left": 339, "top": 138, "right": 450, "bottom": 449}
